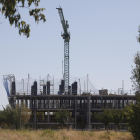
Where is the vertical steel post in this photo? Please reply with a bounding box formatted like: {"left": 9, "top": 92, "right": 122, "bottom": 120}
{"left": 53, "top": 76, "right": 54, "bottom": 95}
{"left": 122, "top": 80, "right": 124, "bottom": 94}
{"left": 22, "top": 79, "right": 24, "bottom": 94}
{"left": 27, "top": 74, "right": 29, "bottom": 95}
{"left": 87, "top": 74, "right": 88, "bottom": 93}
{"left": 84, "top": 81, "right": 85, "bottom": 92}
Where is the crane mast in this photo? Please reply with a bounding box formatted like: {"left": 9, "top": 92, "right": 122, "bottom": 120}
{"left": 56, "top": 7, "right": 70, "bottom": 94}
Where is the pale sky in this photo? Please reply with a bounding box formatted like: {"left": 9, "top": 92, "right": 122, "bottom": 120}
{"left": 0, "top": 0, "right": 140, "bottom": 109}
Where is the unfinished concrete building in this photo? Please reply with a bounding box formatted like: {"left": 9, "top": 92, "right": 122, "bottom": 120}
{"left": 3, "top": 74, "right": 136, "bottom": 130}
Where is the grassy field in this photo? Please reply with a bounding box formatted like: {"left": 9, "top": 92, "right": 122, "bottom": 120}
{"left": 0, "top": 129, "right": 133, "bottom": 140}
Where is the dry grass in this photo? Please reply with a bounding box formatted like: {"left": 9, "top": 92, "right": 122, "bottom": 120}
{"left": 0, "top": 129, "right": 133, "bottom": 140}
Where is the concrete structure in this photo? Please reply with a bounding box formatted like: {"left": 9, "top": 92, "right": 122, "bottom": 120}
{"left": 3, "top": 74, "right": 136, "bottom": 130}
{"left": 9, "top": 94, "right": 136, "bottom": 130}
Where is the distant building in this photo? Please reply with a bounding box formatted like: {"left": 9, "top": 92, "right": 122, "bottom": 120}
{"left": 99, "top": 89, "right": 108, "bottom": 95}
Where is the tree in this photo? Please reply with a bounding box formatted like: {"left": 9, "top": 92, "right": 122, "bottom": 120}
{"left": 0, "top": 105, "right": 17, "bottom": 128}
{"left": 0, "top": 103, "right": 31, "bottom": 129}
{"left": 19, "top": 103, "right": 31, "bottom": 127}
{"left": 54, "top": 106, "right": 69, "bottom": 129}
{"left": 94, "top": 108, "right": 112, "bottom": 133}
{"left": 125, "top": 99, "right": 140, "bottom": 140}
{"left": 137, "top": 26, "right": 140, "bottom": 43}
{"left": 0, "top": 0, "right": 46, "bottom": 37}
{"left": 111, "top": 109, "right": 124, "bottom": 132}
{"left": 128, "top": 51, "right": 140, "bottom": 139}
{"left": 131, "top": 51, "right": 140, "bottom": 94}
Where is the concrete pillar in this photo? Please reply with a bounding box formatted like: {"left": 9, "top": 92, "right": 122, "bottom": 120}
{"left": 96, "top": 98, "right": 97, "bottom": 108}
{"left": 80, "top": 99, "right": 82, "bottom": 109}
{"left": 48, "top": 97, "right": 49, "bottom": 108}
{"left": 34, "top": 111, "right": 36, "bottom": 129}
{"left": 56, "top": 99, "right": 58, "bottom": 108}
{"left": 34, "top": 97, "right": 36, "bottom": 129}
{"left": 92, "top": 99, "right": 93, "bottom": 109}
{"left": 110, "top": 97, "right": 111, "bottom": 108}
{"left": 127, "top": 97, "right": 128, "bottom": 106}
{"left": 118, "top": 99, "right": 120, "bottom": 109}
{"left": 30, "top": 98, "right": 32, "bottom": 109}
{"left": 114, "top": 98, "right": 116, "bottom": 108}
{"left": 88, "top": 95, "right": 91, "bottom": 131}
{"left": 47, "top": 111, "right": 49, "bottom": 122}
{"left": 32, "top": 99, "right": 33, "bottom": 109}
{"left": 122, "top": 98, "right": 124, "bottom": 108}
{"left": 44, "top": 112, "right": 45, "bottom": 121}
{"left": 69, "top": 98, "right": 70, "bottom": 108}
{"left": 53, "top": 99, "right": 54, "bottom": 108}
{"left": 60, "top": 99, "right": 61, "bottom": 108}
{"left": 75, "top": 97, "right": 77, "bottom": 129}
{"left": 105, "top": 98, "right": 106, "bottom": 108}
{"left": 17, "top": 99, "right": 19, "bottom": 105}
{"left": 21, "top": 99, "right": 23, "bottom": 106}
{"left": 26, "top": 100, "right": 28, "bottom": 108}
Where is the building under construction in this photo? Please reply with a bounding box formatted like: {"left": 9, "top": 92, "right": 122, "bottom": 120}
{"left": 3, "top": 74, "right": 136, "bottom": 130}
{"left": 2, "top": 7, "right": 136, "bottom": 130}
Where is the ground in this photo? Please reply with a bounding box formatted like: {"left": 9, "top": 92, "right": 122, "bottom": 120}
{"left": 0, "top": 129, "right": 133, "bottom": 140}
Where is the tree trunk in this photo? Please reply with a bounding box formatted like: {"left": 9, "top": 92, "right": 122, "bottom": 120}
{"left": 115, "top": 124, "right": 118, "bottom": 132}
{"left": 62, "top": 124, "right": 63, "bottom": 129}
{"left": 106, "top": 125, "right": 109, "bottom": 133}
{"left": 107, "top": 127, "right": 109, "bottom": 133}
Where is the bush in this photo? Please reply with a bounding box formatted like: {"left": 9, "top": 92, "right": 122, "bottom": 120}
{"left": 94, "top": 108, "right": 112, "bottom": 133}
{"left": 0, "top": 104, "right": 31, "bottom": 129}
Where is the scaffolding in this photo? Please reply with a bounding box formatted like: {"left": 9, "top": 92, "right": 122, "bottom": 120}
{"left": 3, "top": 74, "right": 134, "bottom": 97}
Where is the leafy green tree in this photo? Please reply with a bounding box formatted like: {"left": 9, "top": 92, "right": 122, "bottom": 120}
{"left": 125, "top": 99, "right": 140, "bottom": 140}
{"left": 0, "top": 105, "right": 17, "bottom": 128}
{"left": 54, "top": 106, "right": 69, "bottom": 129}
{"left": 111, "top": 109, "right": 124, "bottom": 132}
{"left": 131, "top": 51, "right": 140, "bottom": 93}
{"left": 137, "top": 27, "right": 140, "bottom": 43}
{"left": 0, "top": 0, "right": 46, "bottom": 37}
{"left": 128, "top": 51, "right": 140, "bottom": 139}
{"left": 94, "top": 108, "right": 112, "bottom": 133}
{"left": 0, "top": 103, "right": 31, "bottom": 129}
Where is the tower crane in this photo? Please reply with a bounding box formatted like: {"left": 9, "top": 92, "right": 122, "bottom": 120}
{"left": 56, "top": 7, "right": 70, "bottom": 94}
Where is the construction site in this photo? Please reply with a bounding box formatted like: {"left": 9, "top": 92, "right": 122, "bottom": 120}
{"left": 3, "top": 7, "right": 136, "bottom": 130}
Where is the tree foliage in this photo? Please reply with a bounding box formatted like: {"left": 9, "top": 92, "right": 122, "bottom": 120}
{"left": 128, "top": 51, "right": 140, "bottom": 139}
{"left": 54, "top": 106, "right": 69, "bottom": 128}
{"left": 0, "top": 0, "right": 46, "bottom": 37}
{"left": 111, "top": 109, "right": 124, "bottom": 132}
{"left": 0, "top": 104, "right": 31, "bottom": 129}
{"left": 94, "top": 109, "right": 124, "bottom": 132}
{"left": 94, "top": 108, "right": 112, "bottom": 132}
{"left": 125, "top": 98, "right": 140, "bottom": 140}
{"left": 131, "top": 51, "right": 140, "bottom": 93}
{"left": 137, "top": 26, "right": 140, "bottom": 43}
